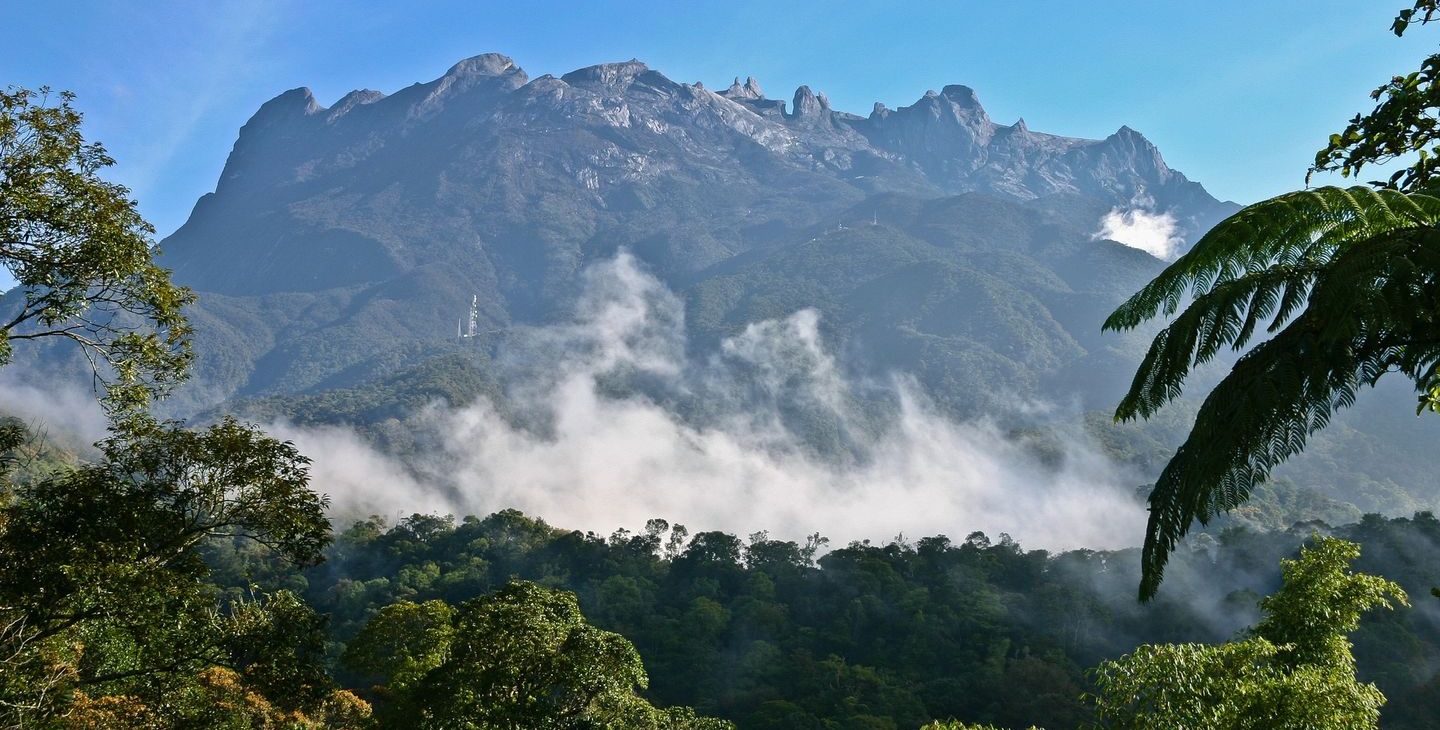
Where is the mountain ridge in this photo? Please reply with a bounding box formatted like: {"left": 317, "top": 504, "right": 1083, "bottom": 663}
{"left": 207, "top": 52, "right": 1231, "bottom": 220}
{"left": 149, "top": 51, "right": 1237, "bottom": 412}
{"left": 8, "top": 51, "right": 1436, "bottom": 519}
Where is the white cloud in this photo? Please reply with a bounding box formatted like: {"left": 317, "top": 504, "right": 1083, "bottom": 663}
{"left": 0, "top": 374, "right": 110, "bottom": 447}
{"left": 1095, "top": 207, "right": 1183, "bottom": 260}
{"left": 277, "top": 253, "right": 1147, "bottom": 551}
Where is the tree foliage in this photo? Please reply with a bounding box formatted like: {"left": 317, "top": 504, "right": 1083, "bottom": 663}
{"left": 921, "top": 721, "right": 1042, "bottom": 729}
{"left": 349, "top": 581, "right": 731, "bottom": 729}
{"left": 0, "top": 419, "right": 334, "bottom": 727}
{"left": 218, "top": 590, "right": 339, "bottom": 716}
{"left": 1091, "top": 538, "right": 1406, "bottom": 729}
{"left": 342, "top": 599, "right": 455, "bottom": 692}
{"left": 1108, "top": 2, "right": 1440, "bottom": 599}
{"left": 342, "top": 599, "right": 455, "bottom": 723}
{"left": 1311, "top": 1, "right": 1440, "bottom": 191}
{"left": 1104, "top": 186, "right": 1440, "bottom": 597}
{"left": 256, "top": 508, "right": 1440, "bottom": 729}
{"left": 0, "top": 86, "right": 193, "bottom": 414}
{"left": 0, "top": 87, "right": 347, "bottom": 728}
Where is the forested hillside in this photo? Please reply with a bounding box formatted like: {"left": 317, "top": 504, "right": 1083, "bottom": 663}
{"left": 205, "top": 508, "right": 1440, "bottom": 729}
{"left": 7, "top": 51, "right": 1233, "bottom": 419}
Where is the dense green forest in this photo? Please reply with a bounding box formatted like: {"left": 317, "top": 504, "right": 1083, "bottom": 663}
{"left": 6, "top": 395, "right": 1435, "bottom": 728}
{"left": 196, "top": 507, "right": 1438, "bottom": 729}
{"left": 5, "top": 390, "right": 1427, "bottom": 728}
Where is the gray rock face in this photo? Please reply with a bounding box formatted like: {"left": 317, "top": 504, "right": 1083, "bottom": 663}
{"left": 723, "top": 76, "right": 765, "bottom": 101}
{"left": 153, "top": 52, "right": 1238, "bottom": 410}
{"left": 187, "top": 54, "right": 1229, "bottom": 250}
{"left": 789, "top": 85, "right": 830, "bottom": 121}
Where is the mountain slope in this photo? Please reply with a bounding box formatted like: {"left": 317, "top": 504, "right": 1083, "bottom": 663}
{"left": 144, "top": 53, "right": 1235, "bottom": 414}
{"left": 10, "top": 51, "right": 1410, "bottom": 518}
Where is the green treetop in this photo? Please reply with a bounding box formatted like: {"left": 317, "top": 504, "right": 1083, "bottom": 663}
{"left": 350, "top": 581, "right": 732, "bottom": 730}
{"left": 0, "top": 86, "right": 193, "bottom": 414}
{"left": 1091, "top": 537, "right": 1406, "bottom": 729}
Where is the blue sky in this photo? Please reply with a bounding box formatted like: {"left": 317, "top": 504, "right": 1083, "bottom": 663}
{"left": 1, "top": 0, "right": 1432, "bottom": 289}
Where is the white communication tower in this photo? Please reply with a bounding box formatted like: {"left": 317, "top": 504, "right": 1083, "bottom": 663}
{"left": 460, "top": 295, "right": 479, "bottom": 338}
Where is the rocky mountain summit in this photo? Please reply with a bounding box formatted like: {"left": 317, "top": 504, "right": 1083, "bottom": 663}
{"left": 168, "top": 53, "right": 1229, "bottom": 293}
{"left": 138, "top": 53, "right": 1242, "bottom": 416}
{"left": 16, "top": 52, "right": 1436, "bottom": 516}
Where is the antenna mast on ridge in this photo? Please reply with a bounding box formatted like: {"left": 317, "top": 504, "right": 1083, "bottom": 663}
{"left": 461, "top": 294, "right": 479, "bottom": 338}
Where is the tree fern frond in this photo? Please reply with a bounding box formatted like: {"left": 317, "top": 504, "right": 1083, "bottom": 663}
{"left": 1140, "top": 323, "right": 1344, "bottom": 598}
{"left": 1135, "top": 222, "right": 1440, "bottom": 600}
{"left": 1105, "top": 187, "right": 1440, "bottom": 333}
{"left": 1268, "top": 279, "right": 1312, "bottom": 333}
{"left": 1115, "top": 266, "right": 1320, "bottom": 420}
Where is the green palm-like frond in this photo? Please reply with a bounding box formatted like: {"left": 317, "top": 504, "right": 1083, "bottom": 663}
{"left": 1105, "top": 186, "right": 1440, "bottom": 599}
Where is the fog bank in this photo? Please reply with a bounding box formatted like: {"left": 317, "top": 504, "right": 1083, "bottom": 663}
{"left": 273, "top": 253, "right": 1147, "bottom": 550}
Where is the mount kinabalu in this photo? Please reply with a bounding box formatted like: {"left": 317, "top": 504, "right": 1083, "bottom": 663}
{"left": 148, "top": 53, "right": 1239, "bottom": 412}
{"left": 166, "top": 53, "right": 1232, "bottom": 296}
{"left": 14, "top": 52, "right": 1440, "bottom": 513}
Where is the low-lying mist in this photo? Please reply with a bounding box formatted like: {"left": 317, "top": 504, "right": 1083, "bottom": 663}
{"left": 271, "top": 253, "right": 1147, "bottom": 550}
{"left": 0, "top": 373, "right": 109, "bottom": 448}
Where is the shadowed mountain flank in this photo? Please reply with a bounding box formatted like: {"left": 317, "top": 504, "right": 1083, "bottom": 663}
{"left": 148, "top": 53, "right": 1237, "bottom": 412}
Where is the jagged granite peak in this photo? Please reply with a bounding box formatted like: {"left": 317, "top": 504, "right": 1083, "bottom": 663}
{"left": 335, "top": 88, "right": 386, "bottom": 106}
{"left": 722, "top": 75, "right": 765, "bottom": 100}
{"left": 940, "top": 84, "right": 983, "bottom": 108}
{"left": 251, "top": 87, "right": 324, "bottom": 121}
{"left": 444, "top": 52, "right": 522, "bottom": 78}
{"left": 560, "top": 59, "right": 652, "bottom": 87}
{"left": 327, "top": 89, "right": 385, "bottom": 121}
{"left": 1108, "top": 124, "right": 1150, "bottom": 148}
{"left": 129, "top": 49, "right": 1249, "bottom": 424}
{"left": 920, "top": 85, "right": 992, "bottom": 127}
{"left": 414, "top": 53, "right": 528, "bottom": 111}
{"left": 997, "top": 118, "right": 1032, "bottom": 141}
{"left": 182, "top": 51, "right": 1239, "bottom": 297}
{"left": 1091, "top": 125, "right": 1171, "bottom": 183}
{"left": 723, "top": 83, "right": 787, "bottom": 117}
{"left": 214, "top": 87, "right": 326, "bottom": 196}
{"left": 789, "top": 85, "right": 831, "bottom": 122}
{"left": 1106, "top": 124, "right": 1161, "bottom": 154}
{"left": 856, "top": 85, "right": 999, "bottom": 179}
{"left": 204, "top": 54, "right": 1233, "bottom": 223}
